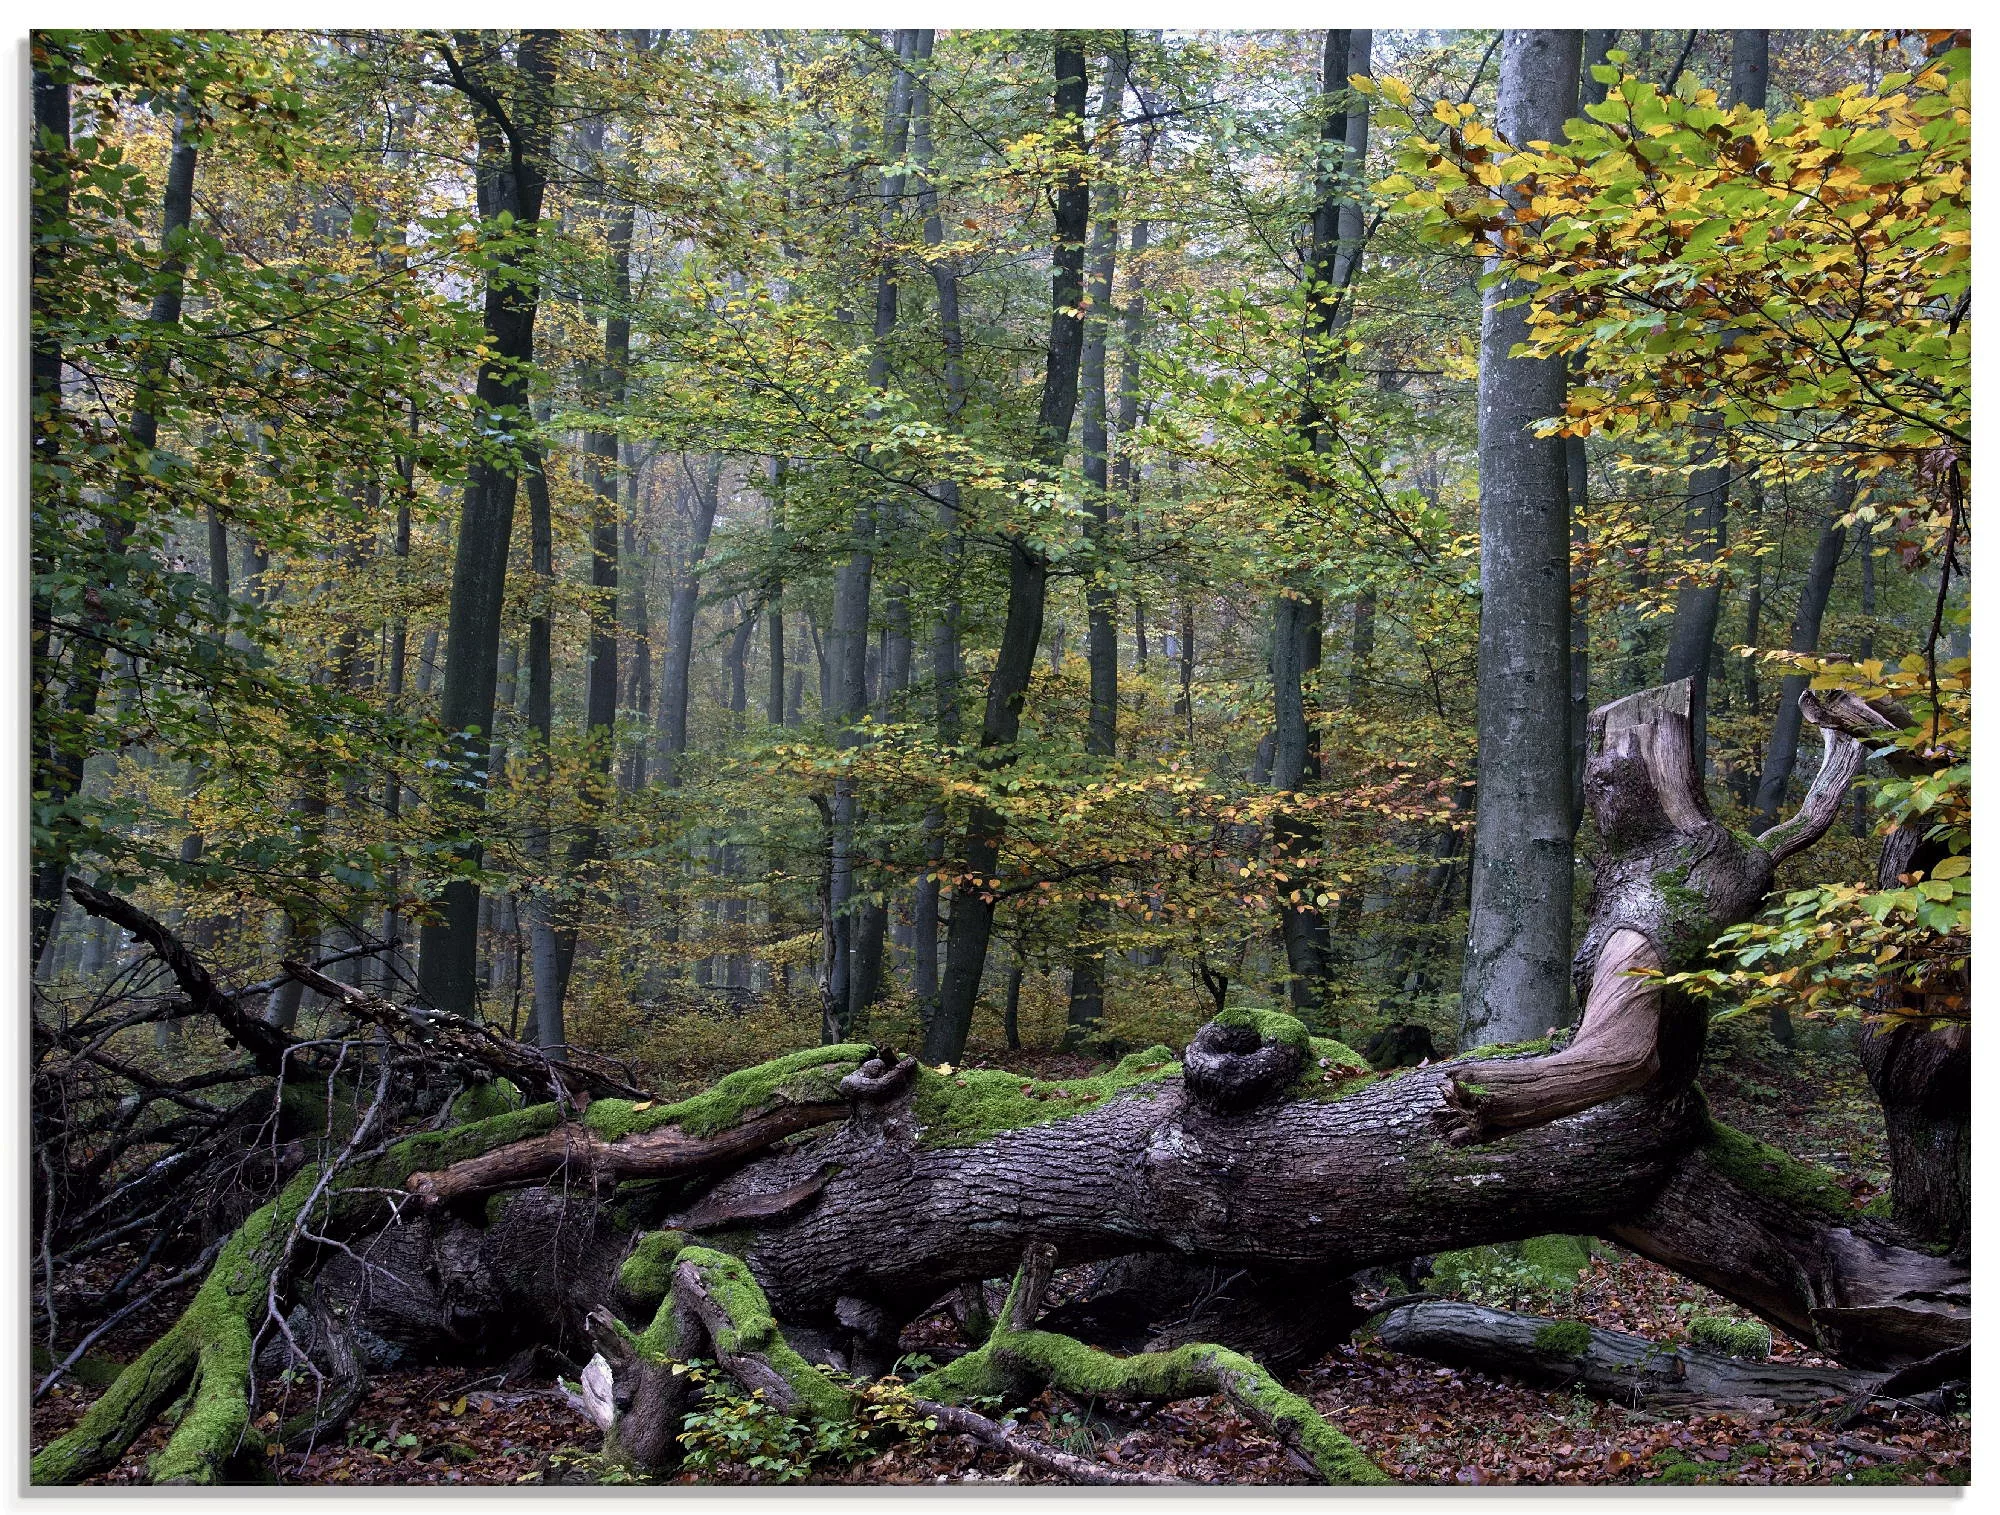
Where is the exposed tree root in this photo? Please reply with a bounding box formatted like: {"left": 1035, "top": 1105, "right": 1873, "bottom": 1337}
{"left": 1375, "top": 1300, "right": 1883, "bottom": 1412}
{"left": 911, "top": 1243, "right": 1389, "bottom": 1485}
{"left": 31, "top": 1094, "right": 571, "bottom": 1484}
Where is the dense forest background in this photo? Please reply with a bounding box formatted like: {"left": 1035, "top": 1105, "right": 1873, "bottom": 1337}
{"left": 29, "top": 26, "right": 1969, "bottom": 1487}
{"left": 31, "top": 26, "right": 1966, "bottom": 1070}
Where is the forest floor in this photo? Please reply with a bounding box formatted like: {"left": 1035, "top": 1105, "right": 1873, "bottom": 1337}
{"left": 30, "top": 1016, "right": 1969, "bottom": 1486}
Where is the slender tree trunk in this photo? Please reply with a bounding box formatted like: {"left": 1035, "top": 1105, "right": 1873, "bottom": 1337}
{"left": 1568, "top": 435, "right": 1591, "bottom": 835}
{"left": 826, "top": 33, "right": 919, "bottom": 1043}
{"left": 418, "top": 32, "right": 558, "bottom": 1016}
{"left": 32, "top": 102, "right": 196, "bottom": 964}
{"left": 910, "top": 28, "right": 957, "bottom": 1029}
{"left": 622, "top": 450, "right": 654, "bottom": 791}
{"left": 1459, "top": 30, "right": 1581, "bottom": 1048}
{"left": 1066, "top": 48, "right": 1129, "bottom": 1046}
{"left": 521, "top": 445, "right": 566, "bottom": 1058}
{"left": 1657, "top": 30, "right": 1765, "bottom": 778}
{"left": 659, "top": 456, "right": 723, "bottom": 784}
{"left": 925, "top": 40, "right": 1090, "bottom": 1065}
{"left": 1271, "top": 29, "right": 1371, "bottom": 1024}
{"left": 766, "top": 459, "right": 788, "bottom": 728}
{"left": 546, "top": 135, "right": 636, "bottom": 1021}
{"left": 1660, "top": 419, "right": 1730, "bottom": 771}
{"left": 1751, "top": 476, "right": 1854, "bottom": 829}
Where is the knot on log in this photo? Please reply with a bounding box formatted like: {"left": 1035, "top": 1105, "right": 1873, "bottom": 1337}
{"left": 839, "top": 1052, "right": 917, "bottom": 1103}
{"left": 1183, "top": 1014, "right": 1305, "bottom": 1115}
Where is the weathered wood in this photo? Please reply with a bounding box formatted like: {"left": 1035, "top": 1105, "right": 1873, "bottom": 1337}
{"left": 1376, "top": 1300, "right": 1879, "bottom": 1410}
{"left": 404, "top": 1101, "right": 845, "bottom": 1207}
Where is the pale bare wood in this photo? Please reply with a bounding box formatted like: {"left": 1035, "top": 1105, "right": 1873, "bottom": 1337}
{"left": 1438, "top": 929, "right": 1662, "bottom": 1145}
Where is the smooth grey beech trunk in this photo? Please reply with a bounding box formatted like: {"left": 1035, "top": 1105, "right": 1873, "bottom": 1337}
{"left": 1459, "top": 30, "right": 1581, "bottom": 1049}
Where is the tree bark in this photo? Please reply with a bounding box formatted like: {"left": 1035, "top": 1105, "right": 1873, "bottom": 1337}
{"left": 926, "top": 38, "right": 1090, "bottom": 1065}
{"left": 825, "top": 31, "right": 918, "bottom": 1043}
{"left": 1751, "top": 474, "right": 1853, "bottom": 828}
{"left": 418, "top": 32, "right": 558, "bottom": 1017}
{"left": 909, "top": 29, "right": 958, "bottom": 1028}
{"left": 659, "top": 455, "right": 723, "bottom": 783}
{"left": 1378, "top": 1301, "right": 1884, "bottom": 1411}
{"left": 1460, "top": 30, "right": 1580, "bottom": 1048}
{"left": 1066, "top": 47, "right": 1128, "bottom": 1046}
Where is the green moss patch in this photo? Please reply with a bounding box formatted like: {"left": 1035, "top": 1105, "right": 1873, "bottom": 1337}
{"left": 450, "top": 1077, "right": 523, "bottom": 1126}
{"left": 910, "top": 1045, "right": 1179, "bottom": 1149}
{"left": 1532, "top": 1319, "right": 1593, "bottom": 1357}
{"left": 619, "top": 1230, "right": 691, "bottom": 1307}
{"left": 1212, "top": 1006, "right": 1311, "bottom": 1053}
{"left": 584, "top": 1045, "right": 873, "bottom": 1142}
{"left": 1701, "top": 1121, "right": 1854, "bottom": 1221}
{"left": 1687, "top": 1314, "right": 1772, "bottom": 1361}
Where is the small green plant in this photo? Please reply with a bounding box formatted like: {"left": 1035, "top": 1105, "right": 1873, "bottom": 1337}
{"left": 673, "top": 1360, "right": 937, "bottom": 1484}
{"left": 1427, "top": 1238, "right": 1587, "bottom": 1308}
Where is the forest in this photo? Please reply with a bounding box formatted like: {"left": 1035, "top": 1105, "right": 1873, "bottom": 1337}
{"left": 29, "top": 26, "right": 1970, "bottom": 1487}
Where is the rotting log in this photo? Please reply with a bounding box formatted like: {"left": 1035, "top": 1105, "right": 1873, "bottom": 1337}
{"left": 1375, "top": 1300, "right": 1882, "bottom": 1412}
{"left": 32, "top": 682, "right": 1963, "bottom": 1486}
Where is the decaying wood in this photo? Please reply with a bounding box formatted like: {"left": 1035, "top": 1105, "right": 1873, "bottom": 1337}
{"left": 403, "top": 1101, "right": 846, "bottom": 1207}
{"left": 1438, "top": 681, "right": 1899, "bottom": 1146}
{"left": 1610, "top": 1133, "right": 1969, "bottom": 1372}
{"left": 34, "top": 679, "right": 1954, "bottom": 1488}
{"left": 284, "top": 962, "right": 650, "bottom": 1105}
{"left": 1376, "top": 1300, "right": 1881, "bottom": 1411}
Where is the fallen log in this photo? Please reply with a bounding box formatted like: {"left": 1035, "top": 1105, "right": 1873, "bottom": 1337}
{"left": 32, "top": 682, "right": 1960, "bottom": 1487}
{"left": 1375, "top": 1300, "right": 1882, "bottom": 1412}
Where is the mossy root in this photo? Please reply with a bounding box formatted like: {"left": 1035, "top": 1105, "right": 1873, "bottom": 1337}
{"left": 912, "top": 1244, "right": 1388, "bottom": 1486}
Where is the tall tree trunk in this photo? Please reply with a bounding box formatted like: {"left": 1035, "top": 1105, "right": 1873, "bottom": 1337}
{"left": 1660, "top": 420, "right": 1730, "bottom": 771}
{"left": 910, "top": 29, "right": 957, "bottom": 1027}
{"left": 826, "top": 31, "right": 919, "bottom": 1043}
{"left": 1567, "top": 435, "right": 1591, "bottom": 836}
{"left": 659, "top": 456, "right": 723, "bottom": 784}
{"left": 1066, "top": 46, "right": 1129, "bottom": 1047}
{"left": 1751, "top": 475, "right": 1854, "bottom": 829}
{"left": 521, "top": 445, "right": 566, "bottom": 1057}
{"left": 765, "top": 458, "right": 788, "bottom": 728}
{"left": 546, "top": 130, "right": 637, "bottom": 1023}
{"left": 925, "top": 39, "right": 1090, "bottom": 1065}
{"left": 1459, "top": 30, "right": 1581, "bottom": 1049}
{"left": 1271, "top": 28, "right": 1371, "bottom": 1025}
{"left": 622, "top": 449, "right": 654, "bottom": 790}
{"left": 417, "top": 32, "right": 558, "bottom": 1016}
{"left": 32, "top": 101, "right": 196, "bottom": 964}
{"left": 1657, "top": 34, "right": 1763, "bottom": 773}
